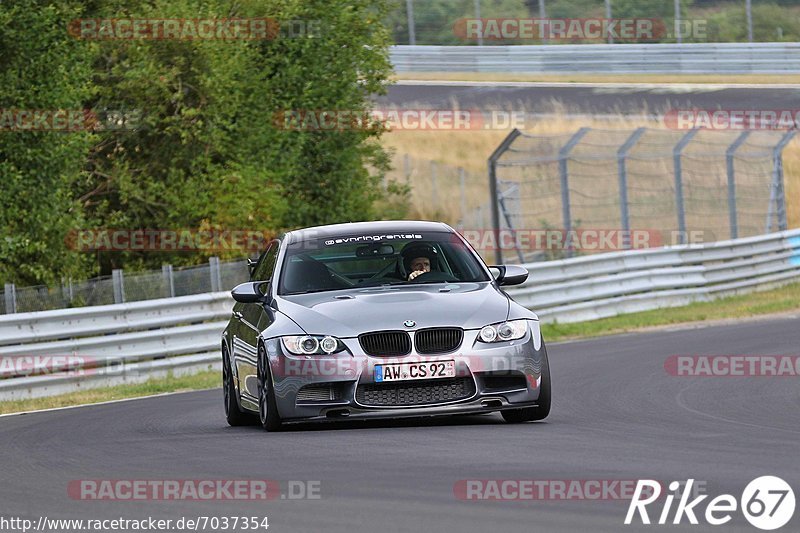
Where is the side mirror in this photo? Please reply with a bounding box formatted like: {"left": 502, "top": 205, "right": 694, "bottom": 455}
{"left": 490, "top": 264, "right": 529, "bottom": 286}
{"left": 247, "top": 258, "right": 258, "bottom": 278}
{"left": 231, "top": 281, "right": 269, "bottom": 303}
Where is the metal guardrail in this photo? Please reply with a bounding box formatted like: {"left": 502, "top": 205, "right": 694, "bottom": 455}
{"left": 508, "top": 229, "right": 800, "bottom": 323}
{"left": 390, "top": 43, "right": 800, "bottom": 73}
{"left": 1, "top": 229, "right": 799, "bottom": 400}
{"left": 0, "top": 292, "right": 233, "bottom": 400}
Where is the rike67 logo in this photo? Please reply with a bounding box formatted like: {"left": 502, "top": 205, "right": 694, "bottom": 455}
{"left": 625, "top": 477, "right": 795, "bottom": 530}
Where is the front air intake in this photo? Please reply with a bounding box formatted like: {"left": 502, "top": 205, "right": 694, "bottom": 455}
{"left": 415, "top": 328, "right": 463, "bottom": 354}
{"left": 358, "top": 331, "right": 412, "bottom": 357}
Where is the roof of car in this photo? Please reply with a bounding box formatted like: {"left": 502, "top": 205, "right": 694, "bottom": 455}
{"left": 285, "top": 220, "right": 453, "bottom": 243}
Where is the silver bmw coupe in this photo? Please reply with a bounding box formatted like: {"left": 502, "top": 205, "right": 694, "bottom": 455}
{"left": 222, "top": 220, "right": 550, "bottom": 431}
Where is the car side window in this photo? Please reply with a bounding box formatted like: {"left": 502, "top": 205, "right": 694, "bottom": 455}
{"left": 252, "top": 240, "right": 280, "bottom": 282}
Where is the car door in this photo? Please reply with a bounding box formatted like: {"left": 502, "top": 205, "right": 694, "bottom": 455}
{"left": 235, "top": 239, "right": 280, "bottom": 403}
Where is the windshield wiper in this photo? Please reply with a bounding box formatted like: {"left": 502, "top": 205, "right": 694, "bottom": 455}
{"left": 357, "top": 281, "right": 405, "bottom": 288}
{"left": 285, "top": 288, "right": 341, "bottom": 295}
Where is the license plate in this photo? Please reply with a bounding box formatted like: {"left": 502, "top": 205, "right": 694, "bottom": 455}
{"left": 374, "top": 361, "right": 455, "bottom": 383}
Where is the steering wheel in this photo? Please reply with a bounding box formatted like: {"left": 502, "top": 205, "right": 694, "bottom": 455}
{"left": 406, "top": 271, "right": 459, "bottom": 283}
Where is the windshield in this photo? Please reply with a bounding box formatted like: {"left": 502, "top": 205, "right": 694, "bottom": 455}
{"left": 278, "top": 231, "right": 490, "bottom": 295}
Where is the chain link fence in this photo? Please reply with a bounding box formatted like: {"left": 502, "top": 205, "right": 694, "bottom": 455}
{"left": 390, "top": 153, "right": 488, "bottom": 224}
{"left": 1, "top": 259, "right": 250, "bottom": 315}
{"left": 390, "top": 0, "right": 798, "bottom": 46}
{"left": 478, "top": 127, "right": 795, "bottom": 263}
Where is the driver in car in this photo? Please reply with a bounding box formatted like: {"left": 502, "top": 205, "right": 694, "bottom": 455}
{"left": 401, "top": 243, "right": 437, "bottom": 281}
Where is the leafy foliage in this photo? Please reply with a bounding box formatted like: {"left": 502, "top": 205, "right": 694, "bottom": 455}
{"left": 0, "top": 1, "right": 97, "bottom": 285}
{"left": 1, "top": 0, "right": 402, "bottom": 285}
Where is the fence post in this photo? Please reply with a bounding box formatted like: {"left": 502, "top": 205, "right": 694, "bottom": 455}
{"left": 539, "top": 0, "right": 547, "bottom": 44}
{"left": 617, "top": 127, "right": 646, "bottom": 249}
{"left": 488, "top": 128, "right": 522, "bottom": 265}
{"left": 559, "top": 127, "right": 590, "bottom": 257}
{"left": 458, "top": 167, "right": 467, "bottom": 227}
{"left": 767, "top": 130, "right": 796, "bottom": 233}
{"left": 209, "top": 256, "right": 222, "bottom": 293}
{"left": 3, "top": 283, "right": 16, "bottom": 314}
{"left": 60, "top": 278, "right": 69, "bottom": 307}
{"left": 725, "top": 131, "right": 751, "bottom": 239}
{"left": 162, "top": 264, "right": 175, "bottom": 298}
{"left": 405, "top": 0, "right": 416, "bottom": 45}
{"left": 673, "top": 128, "right": 699, "bottom": 245}
{"left": 498, "top": 181, "right": 524, "bottom": 263}
{"left": 403, "top": 153, "right": 411, "bottom": 184}
{"left": 112, "top": 269, "right": 125, "bottom": 304}
{"left": 430, "top": 161, "right": 439, "bottom": 208}
{"left": 746, "top": 0, "right": 753, "bottom": 43}
{"left": 473, "top": 0, "right": 483, "bottom": 46}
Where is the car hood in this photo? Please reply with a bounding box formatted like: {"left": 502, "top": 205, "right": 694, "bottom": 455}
{"left": 276, "top": 282, "right": 509, "bottom": 337}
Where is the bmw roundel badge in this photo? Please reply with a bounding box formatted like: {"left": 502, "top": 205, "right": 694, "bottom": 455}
{"left": 403, "top": 320, "right": 416, "bottom": 328}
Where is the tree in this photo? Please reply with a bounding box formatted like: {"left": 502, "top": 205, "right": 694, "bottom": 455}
{"left": 0, "top": 1, "right": 96, "bottom": 285}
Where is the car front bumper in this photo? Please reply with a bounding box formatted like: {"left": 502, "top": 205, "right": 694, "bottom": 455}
{"left": 262, "top": 320, "right": 546, "bottom": 422}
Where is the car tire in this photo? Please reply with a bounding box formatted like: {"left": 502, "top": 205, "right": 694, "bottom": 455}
{"left": 502, "top": 341, "right": 551, "bottom": 423}
{"left": 223, "top": 346, "right": 253, "bottom": 427}
{"left": 257, "top": 344, "right": 283, "bottom": 432}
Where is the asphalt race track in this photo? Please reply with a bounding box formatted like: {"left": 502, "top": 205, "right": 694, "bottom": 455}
{"left": 1, "top": 315, "right": 798, "bottom": 533}
{"left": 381, "top": 82, "right": 800, "bottom": 116}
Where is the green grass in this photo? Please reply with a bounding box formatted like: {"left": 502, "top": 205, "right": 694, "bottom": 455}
{"left": 2, "top": 282, "right": 800, "bottom": 415}
{"left": 0, "top": 370, "right": 219, "bottom": 415}
{"left": 542, "top": 282, "right": 800, "bottom": 342}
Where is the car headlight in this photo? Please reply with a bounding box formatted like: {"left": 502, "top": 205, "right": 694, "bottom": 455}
{"left": 281, "top": 335, "right": 346, "bottom": 355}
{"left": 478, "top": 319, "right": 528, "bottom": 343}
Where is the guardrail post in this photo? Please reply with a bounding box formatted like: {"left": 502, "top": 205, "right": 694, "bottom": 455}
{"left": 673, "top": 128, "right": 699, "bottom": 245}
{"left": 766, "top": 130, "right": 796, "bottom": 233}
{"left": 112, "top": 269, "right": 125, "bottom": 304}
{"left": 3, "top": 283, "right": 16, "bottom": 314}
{"left": 559, "top": 127, "right": 590, "bottom": 257}
{"left": 162, "top": 264, "right": 175, "bottom": 298}
{"left": 209, "top": 256, "right": 222, "bottom": 293}
{"left": 725, "top": 131, "right": 751, "bottom": 239}
{"left": 498, "top": 181, "right": 524, "bottom": 263}
{"left": 488, "top": 128, "right": 522, "bottom": 264}
{"left": 617, "top": 128, "right": 646, "bottom": 249}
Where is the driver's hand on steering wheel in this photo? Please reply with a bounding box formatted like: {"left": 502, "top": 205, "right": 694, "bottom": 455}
{"left": 407, "top": 270, "right": 426, "bottom": 281}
